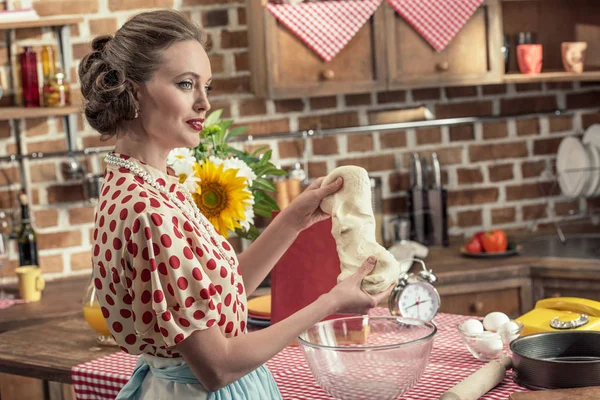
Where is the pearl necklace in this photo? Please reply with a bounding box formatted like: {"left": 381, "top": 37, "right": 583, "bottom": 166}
{"left": 104, "top": 153, "right": 236, "bottom": 269}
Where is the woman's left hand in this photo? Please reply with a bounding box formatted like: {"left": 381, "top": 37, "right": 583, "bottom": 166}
{"left": 282, "top": 177, "right": 343, "bottom": 232}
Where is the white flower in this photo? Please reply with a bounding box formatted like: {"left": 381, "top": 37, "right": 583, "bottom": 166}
{"left": 182, "top": 174, "right": 201, "bottom": 192}
{"left": 223, "top": 157, "right": 257, "bottom": 186}
{"left": 167, "top": 148, "right": 195, "bottom": 167}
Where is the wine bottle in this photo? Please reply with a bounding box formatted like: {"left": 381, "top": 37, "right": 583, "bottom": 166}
{"left": 17, "top": 193, "right": 39, "bottom": 267}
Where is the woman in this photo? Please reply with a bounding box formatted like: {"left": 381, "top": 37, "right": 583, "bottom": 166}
{"left": 80, "top": 9, "right": 393, "bottom": 399}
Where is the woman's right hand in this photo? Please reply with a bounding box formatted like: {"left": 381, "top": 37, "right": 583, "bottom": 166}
{"left": 325, "top": 256, "right": 394, "bottom": 315}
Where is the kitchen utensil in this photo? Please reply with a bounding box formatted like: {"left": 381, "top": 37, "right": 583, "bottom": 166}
{"left": 298, "top": 315, "right": 436, "bottom": 400}
{"left": 409, "top": 153, "right": 427, "bottom": 244}
{"left": 460, "top": 242, "right": 521, "bottom": 258}
{"left": 457, "top": 319, "right": 524, "bottom": 362}
{"left": 427, "top": 152, "right": 449, "bottom": 247}
{"left": 582, "top": 124, "right": 600, "bottom": 196}
{"left": 61, "top": 156, "right": 85, "bottom": 181}
{"left": 83, "top": 173, "right": 104, "bottom": 203}
{"left": 557, "top": 136, "right": 589, "bottom": 197}
{"left": 440, "top": 356, "right": 512, "bottom": 400}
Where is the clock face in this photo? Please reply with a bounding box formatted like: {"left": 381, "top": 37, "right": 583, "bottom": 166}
{"left": 398, "top": 282, "right": 440, "bottom": 321}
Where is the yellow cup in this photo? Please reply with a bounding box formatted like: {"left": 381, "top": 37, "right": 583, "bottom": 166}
{"left": 15, "top": 266, "right": 45, "bottom": 302}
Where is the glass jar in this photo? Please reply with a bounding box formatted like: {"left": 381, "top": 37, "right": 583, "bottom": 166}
{"left": 19, "top": 46, "right": 39, "bottom": 107}
{"left": 82, "top": 274, "right": 117, "bottom": 346}
{"left": 43, "top": 72, "right": 70, "bottom": 107}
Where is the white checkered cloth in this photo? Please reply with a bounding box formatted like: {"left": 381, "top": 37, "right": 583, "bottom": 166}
{"left": 385, "top": 0, "right": 485, "bottom": 52}
{"left": 72, "top": 309, "right": 530, "bottom": 399}
{"left": 265, "top": 0, "right": 383, "bottom": 62}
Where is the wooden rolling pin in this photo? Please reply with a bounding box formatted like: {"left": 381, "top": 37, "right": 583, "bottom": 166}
{"left": 440, "top": 356, "right": 512, "bottom": 400}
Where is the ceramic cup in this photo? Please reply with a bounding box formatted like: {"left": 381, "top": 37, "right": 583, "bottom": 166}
{"left": 15, "top": 266, "right": 45, "bottom": 302}
{"left": 562, "top": 42, "right": 588, "bottom": 74}
{"left": 517, "top": 44, "right": 543, "bottom": 75}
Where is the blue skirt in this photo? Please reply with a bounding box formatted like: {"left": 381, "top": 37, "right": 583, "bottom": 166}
{"left": 117, "top": 354, "right": 282, "bottom": 400}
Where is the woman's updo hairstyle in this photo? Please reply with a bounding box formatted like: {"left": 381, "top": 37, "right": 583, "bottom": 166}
{"left": 78, "top": 10, "right": 207, "bottom": 138}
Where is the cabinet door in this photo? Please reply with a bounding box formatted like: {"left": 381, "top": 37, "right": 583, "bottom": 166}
{"left": 533, "top": 278, "right": 600, "bottom": 303}
{"left": 385, "top": 0, "right": 503, "bottom": 88}
{"left": 254, "top": 4, "right": 386, "bottom": 99}
{"left": 440, "top": 288, "right": 522, "bottom": 318}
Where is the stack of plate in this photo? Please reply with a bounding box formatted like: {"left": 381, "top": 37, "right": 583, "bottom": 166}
{"left": 557, "top": 125, "right": 600, "bottom": 198}
{"left": 247, "top": 295, "right": 271, "bottom": 327}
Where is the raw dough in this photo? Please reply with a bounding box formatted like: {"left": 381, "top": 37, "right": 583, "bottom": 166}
{"left": 320, "top": 166, "right": 400, "bottom": 294}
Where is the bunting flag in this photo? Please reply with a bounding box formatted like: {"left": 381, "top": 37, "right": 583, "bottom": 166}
{"left": 385, "top": 0, "right": 485, "bottom": 52}
{"left": 265, "top": 0, "right": 383, "bottom": 63}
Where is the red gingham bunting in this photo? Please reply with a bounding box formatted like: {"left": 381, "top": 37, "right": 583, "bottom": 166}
{"left": 72, "top": 309, "right": 531, "bottom": 399}
{"left": 265, "top": 0, "right": 382, "bottom": 63}
{"left": 386, "top": 0, "right": 485, "bottom": 52}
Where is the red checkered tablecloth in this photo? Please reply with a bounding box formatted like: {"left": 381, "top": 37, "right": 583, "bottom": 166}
{"left": 0, "top": 298, "right": 28, "bottom": 310}
{"left": 72, "top": 309, "right": 530, "bottom": 399}
{"left": 385, "top": 0, "right": 485, "bottom": 52}
{"left": 265, "top": 0, "right": 382, "bottom": 62}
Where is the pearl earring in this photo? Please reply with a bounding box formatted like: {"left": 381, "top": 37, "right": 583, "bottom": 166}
{"left": 134, "top": 108, "right": 139, "bottom": 119}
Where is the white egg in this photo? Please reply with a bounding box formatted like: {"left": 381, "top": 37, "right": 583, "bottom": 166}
{"left": 498, "top": 321, "right": 520, "bottom": 344}
{"left": 474, "top": 332, "right": 503, "bottom": 358}
{"left": 461, "top": 319, "right": 484, "bottom": 335}
{"left": 483, "top": 312, "right": 510, "bottom": 332}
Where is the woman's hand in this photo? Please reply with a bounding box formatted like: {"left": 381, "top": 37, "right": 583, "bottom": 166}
{"left": 325, "top": 257, "right": 395, "bottom": 315}
{"left": 281, "top": 177, "right": 343, "bottom": 232}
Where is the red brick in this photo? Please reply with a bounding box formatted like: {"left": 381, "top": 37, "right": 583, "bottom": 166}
{"left": 214, "top": 76, "right": 250, "bottom": 94}
{"left": 516, "top": 83, "right": 542, "bottom": 92}
{"left": 0, "top": 166, "right": 17, "bottom": 185}
{"left": 202, "top": 9, "right": 228, "bottom": 27}
{"left": 389, "top": 172, "right": 410, "bottom": 192}
{"left": 308, "top": 162, "right": 327, "bottom": 178}
{"left": 412, "top": 88, "right": 440, "bottom": 101}
{"left": 445, "top": 86, "right": 477, "bottom": 98}
{"left": 34, "top": 209, "right": 58, "bottom": 228}
{"left": 237, "top": 7, "right": 247, "bottom": 25}
{"left": 70, "top": 251, "right": 92, "bottom": 271}
{"left": 209, "top": 54, "right": 225, "bottom": 74}
{"left": 492, "top": 207, "right": 516, "bottom": 224}
{"left": 347, "top": 134, "right": 373, "bottom": 152}
{"left": 566, "top": 91, "right": 600, "bottom": 109}
{"left": 448, "top": 188, "right": 499, "bottom": 206}
{"left": 549, "top": 115, "right": 573, "bottom": 133}
{"left": 516, "top": 118, "right": 540, "bottom": 136}
{"left": 69, "top": 206, "right": 96, "bottom": 224}
{"left": 337, "top": 154, "right": 395, "bottom": 172}
{"left": 345, "top": 93, "right": 371, "bottom": 106}
{"left": 312, "top": 137, "right": 338, "bottom": 155}
{"left": 89, "top": 18, "right": 118, "bottom": 35}
{"left": 482, "top": 84, "right": 507, "bottom": 95}
{"left": 376, "top": 91, "right": 406, "bottom": 104}
{"left": 482, "top": 121, "right": 507, "bottom": 140}
{"left": 457, "top": 167, "right": 483, "bottom": 184}
{"left": 380, "top": 131, "right": 407, "bottom": 148}
{"left": 457, "top": 210, "right": 482, "bottom": 227}
{"left": 506, "top": 182, "right": 558, "bottom": 201}
{"left": 488, "top": 164, "right": 514, "bottom": 182}
{"left": 501, "top": 95, "right": 557, "bottom": 115}
{"left": 208, "top": 100, "right": 232, "bottom": 118}
{"left": 237, "top": 119, "right": 289, "bottom": 136}
{"left": 310, "top": 96, "right": 337, "bottom": 110}
{"left": 435, "top": 101, "right": 492, "bottom": 119}
{"left": 582, "top": 112, "right": 600, "bottom": 129}
{"left": 234, "top": 52, "right": 248, "bottom": 72}
{"left": 0, "top": 121, "right": 10, "bottom": 138}
{"left": 415, "top": 127, "right": 441, "bottom": 145}
{"left": 523, "top": 203, "right": 547, "bottom": 220}
{"left": 15, "top": 28, "right": 42, "bottom": 41}
{"left": 277, "top": 140, "right": 304, "bottom": 159}
{"left": 221, "top": 30, "right": 248, "bottom": 49}
{"left": 29, "top": 162, "right": 57, "bottom": 183}
{"left": 522, "top": 160, "right": 546, "bottom": 178}
{"left": 383, "top": 197, "right": 407, "bottom": 214}
{"left": 469, "top": 141, "right": 528, "bottom": 162}
{"left": 533, "top": 137, "right": 562, "bottom": 155}
{"left": 239, "top": 99, "right": 267, "bottom": 117}
{"left": 555, "top": 200, "right": 579, "bottom": 216}
{"left": 449, "top": 124, "right": 474, "bottom": 142}
{"left": 108, "top": 0, "right": 172, "bottom": 10}
{"left": 38, "top": 230, "right": 81, "bottom": 250}
{"left": 47, "top": 184, "right": 85, "bottom": 204}
{"left": 274, "top": 99, "right": 304, "bottom": 113}
{"left": 298, "top": 112, "right": 359, "bottom": 131}
{"left": 34, "top": 0, "right": 98, "bottom": 16}
{"left": 546, "top": 82, "right": 573, "bottom": 90}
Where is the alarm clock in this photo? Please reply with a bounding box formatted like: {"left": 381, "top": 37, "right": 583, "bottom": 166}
{"left": 388, "top": 259, "right": 440, "bottom": 321}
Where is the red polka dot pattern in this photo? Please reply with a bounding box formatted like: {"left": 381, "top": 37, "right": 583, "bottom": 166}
{"left": 91, "top": 153, "right": 247, "bottom": 358}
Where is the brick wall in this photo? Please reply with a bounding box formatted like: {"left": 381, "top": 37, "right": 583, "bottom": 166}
{"left": 0, "top": 0, "right": 599, "bottom": 282}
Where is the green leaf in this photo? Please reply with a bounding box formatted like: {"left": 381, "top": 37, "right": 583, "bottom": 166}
{"left": 219, "top": 120, "right": 233, "bottom": 133}
{"left": 251, "top": 145, "right": 269, "bottom": 157}
{"left": 254, "top": 207, "right": 273, "bottom": 218}
{"left": 226, "top": 126, "right": 248, "bottom": 141}
{"left": 254, "top": 189, "right": 279, "bottom": 209}
{"left": 235, "top": 225, "right": 261, "bottom": 241}
{"left": 204, "top": 109, "right": 222, "bottom": 128}
{"left": 252, "top": 177, "right": 276, "bottom": 192}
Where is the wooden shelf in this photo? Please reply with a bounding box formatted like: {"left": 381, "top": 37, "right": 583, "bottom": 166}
{"left": 0, "top": 16, "right": 82, "bottom": 30}
{"left": 504, "top": 70, "right": 600, "bottom": 83}
{"left": 0, "top": 105, "right": 80, "bottom": 121}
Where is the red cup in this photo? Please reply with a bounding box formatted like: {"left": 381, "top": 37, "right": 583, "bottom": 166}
{"left": 517, "top": 44, "right": 543, "bottom": 75}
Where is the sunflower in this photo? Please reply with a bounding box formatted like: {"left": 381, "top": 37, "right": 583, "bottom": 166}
{"left": 192, "top": 158, "right": 251, "bottom": 238}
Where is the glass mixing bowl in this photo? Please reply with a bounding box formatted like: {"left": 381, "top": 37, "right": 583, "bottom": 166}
{"left": 298, "top": 316, "right": 436, "bottom": 400}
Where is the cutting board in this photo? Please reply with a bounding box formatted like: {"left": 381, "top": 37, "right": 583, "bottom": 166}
{"left": 509, "top": 386, "right": 600, "bottom": 400}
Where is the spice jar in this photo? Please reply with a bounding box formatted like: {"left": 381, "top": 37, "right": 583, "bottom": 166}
{"left": 19, "top": 46, "right": 39, "bottom": 107}
{"left": 43, "top": 71, "right": 70, "bottom": 107}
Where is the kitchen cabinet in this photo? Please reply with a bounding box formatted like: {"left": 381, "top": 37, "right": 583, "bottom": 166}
{"left": 531, "top": 266, "right": 600, "bottom": 303}
{"left": 386, "top": 0, "right": 504, "bottom": 89}
{"left": 247, "top": 0, "right": 387, "bottom": 99}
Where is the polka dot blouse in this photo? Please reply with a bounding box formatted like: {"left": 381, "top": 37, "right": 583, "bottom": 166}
{"left": 92, "top": 153, "right": 248, "bottom": 358}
